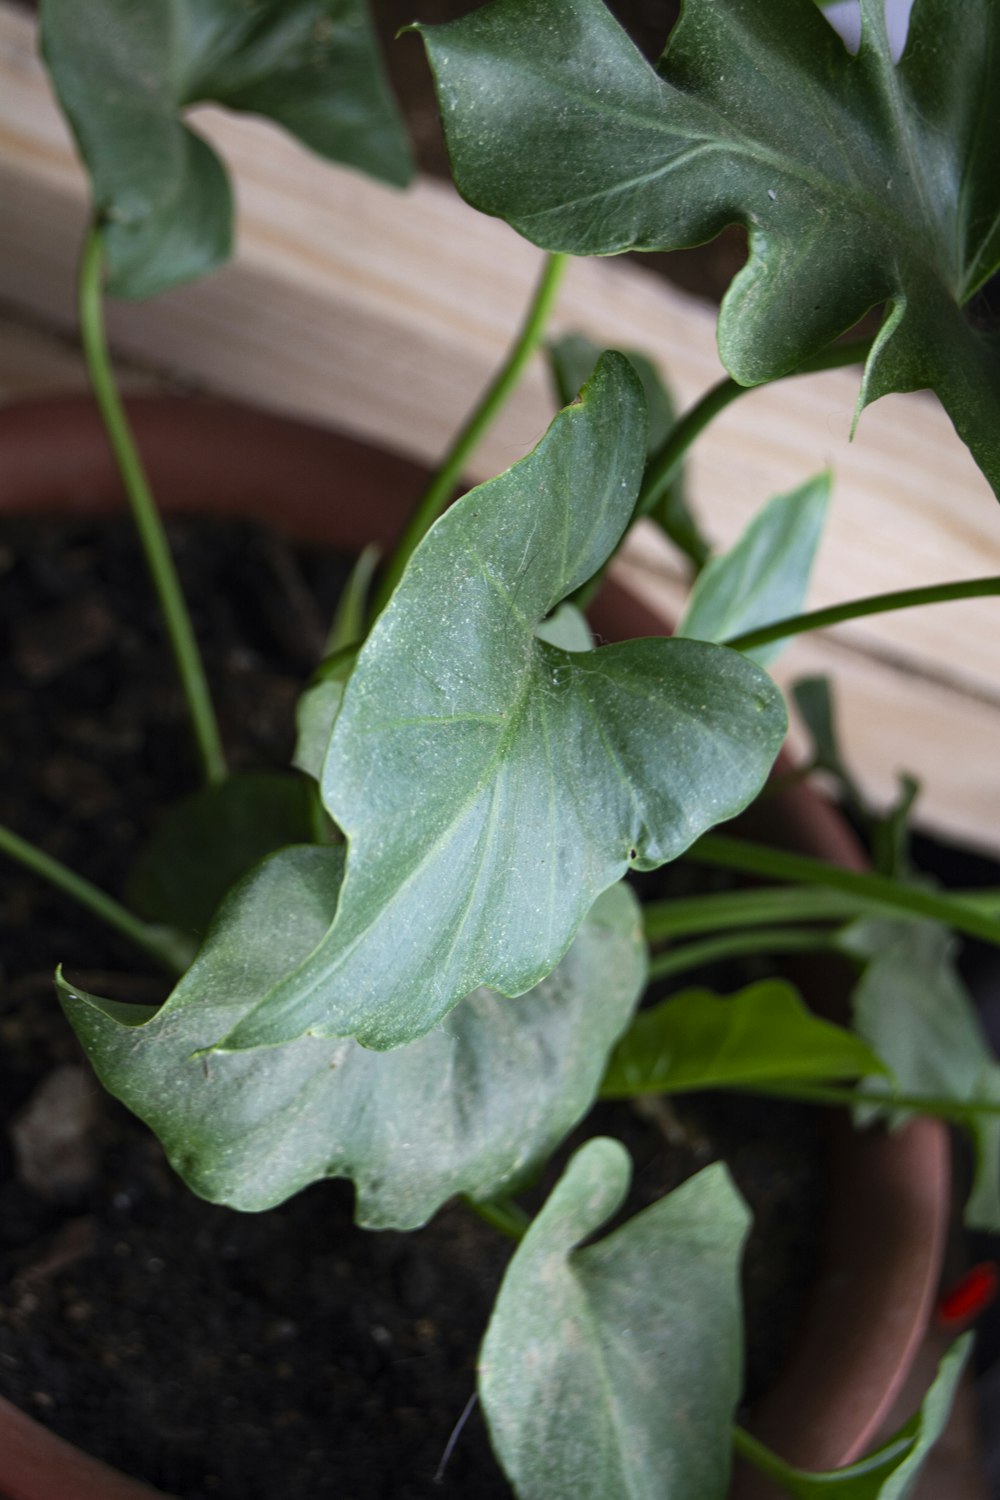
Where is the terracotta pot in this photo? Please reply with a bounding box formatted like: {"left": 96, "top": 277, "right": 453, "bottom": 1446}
{"left": 0, "top": 394, "right": 949, "bottom": 1500}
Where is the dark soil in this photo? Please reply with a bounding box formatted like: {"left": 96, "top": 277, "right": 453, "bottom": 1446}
{"left": 0, "top": 515, "right": 825, "bottom": 1499}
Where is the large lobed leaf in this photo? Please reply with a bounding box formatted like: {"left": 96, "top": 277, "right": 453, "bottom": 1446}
{"left": 416, "top": 0, "right": 1000, "bottom": 493}
{"left": 479, "top": 1141, "right": 749, "bottom": 1500}
{"left": 58, "top": 848, "right": 646, "bottom": 1229}
{"left": 216, "top": 354, "right": 785, "bottom": 1053}
{"left": 42, "top": 0, "right": 412, "bottom": 298}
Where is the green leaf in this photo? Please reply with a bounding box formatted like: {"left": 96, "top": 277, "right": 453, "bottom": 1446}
{"left": 735, "top": 1334, "right": 972, "bottom": 1498}
{"left": 127, "top": 771, "right": 318, "bottom": 939}
{"left": 41, "top": 0, "right": 412, "bottom": 298}
{"left": 292, "top": 642, "right": 359, "bottom": 784}
{"left": 215, "top": 354, "right": 785, "bottom": 1053}
{"left": 601, "top": 980, "right": 886, "bottom": 1098}
{"left": 678, "top": 474, "right": 830, "bottom": 666}
{"left": 548, "top": 333, "right": 711, "bottom": 568}
{"left": 479, "top": 1141, "right": 749, "bottom": 1500}
{"left": 417, "top": 0, "right": 1000, "bottom": 493}
{"left": 844, "top": 919, "right": 1000, "bottom": 1230}
{"left": 59, "top": 852, "right": 646, "bottom": 1227}
{"left": 792, "top": 677, "right": 920, "bottom": 876}
{"left": 549, "top": 335, "right": 675, "bottom": 454}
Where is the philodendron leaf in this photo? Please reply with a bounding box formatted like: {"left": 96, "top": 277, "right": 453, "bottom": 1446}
{"left": 843, "top": 918, "right": 1000, "bottom": 1230}
{"left": 58, "top": 850, "right": 646, "bottom": 1228}
{"left": 417, "top": 0, "right": 1000, "bottom": 494}
{"left": 735, "top": 1333, "right": 971, "bottom": 1498}
{"left": 479, "top": 1141, "right": 749, "bottom": 1500}
{"left": 128, "top": 771, "right": 317, "bottom": 938}
{"left": 41, "top": 0, "right": 412, "bottom": 298}
{"left": 216, "top": 354, "right": 786, "bottom": 1053}
{"left": 548, "top": 333, "right": 711, "bottom": 568}
{"left": 678, "top": 475, "right": 831, "bottom": 667}
{"left": 601, "top": 980, "right": 887, "bottom": 1099}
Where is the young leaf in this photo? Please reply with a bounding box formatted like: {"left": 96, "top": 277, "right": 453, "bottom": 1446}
{"left": 678, "top": 475, "right": 830, "bottom": 666}
{"left": 127, "top": 771, "right": 317, "bottom": 938}
{"left": 42, "top": 0, "right": 412, "bottom": 298}
{"left": 548, "top": 333, "right": 711, "bottom": 568}
{"left": 58, "top": 853, "right": 646, "bottom": 1228}
{"left": 292, "top": 643, "right": 359, "bottom": 783}
{"left": 479, "top": 1141, "right": 750, "bottom": 1500}
{"left": 215, "top": 354, "right": 785, "bottom": 1053}
{"left": 793, "top": 677, "right": 920, "bottom": 876}
{"left": 734, "top": 1333, "right": 972, "bottom": 1498}
{"left": 843, "top": 919, "right": 1000, "bottom": 1230}
{"left": 601, "top": 980, "right": 887, "bottom": 1099}
{"left": 416, "top": 0, "right": 1000, "bottom": 494}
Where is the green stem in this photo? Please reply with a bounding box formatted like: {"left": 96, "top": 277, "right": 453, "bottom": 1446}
{"left": 648, "top": 926, "right": 837, "bottom": 982}
{"left": 638, "top": 338, "right": 871, "bottom": 520}
{"left": 725, "top": 575, "right": 1000, "bottom": 655}
{"left": 689, "top": 834, "right": 1000, "bottom": 948}
{"left": 571, "top": 337, "right": 872, "bottom": 612}
{"left": 463, "top": 1195, "right": 530, "bottom": 1241}
{"left": 643, "top": 885, "right": 870, "bottom": 942}
{"left": 79, "top": 227, "right": 227, "bottom": 787}
{"left": 0, "top": 823, "right": 191, "bottom": 975}
{"left": 372, "top": 252, "right": 569, "bottom": 618}
{"left": 747, "top": 1079, "right": 1000, "bottom": 1124}
{"left": 731, "top": 1426, "right": 802, "bottom": 1492}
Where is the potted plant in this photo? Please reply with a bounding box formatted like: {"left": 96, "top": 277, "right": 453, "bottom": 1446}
{"left": 2, "top": 0, "right": 999, "bottom": 1495}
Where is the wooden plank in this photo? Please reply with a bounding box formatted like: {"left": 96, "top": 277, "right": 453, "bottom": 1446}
{"left": 0, "top": 1, "right": 997, "bottom": 852}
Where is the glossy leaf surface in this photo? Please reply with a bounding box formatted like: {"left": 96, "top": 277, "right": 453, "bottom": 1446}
{"left": 480, "top": 1141, "right": 749, "bottom": 1500}
{"left": 844, "top": 919, "right": 1000, "bottom": 1230}
{"left": 678, "top": 475, "right": 830, "bottom": 666}
{"left": 59, "top": 851, "right": 646, "bottom": 1227}
{"left": 418, "top": 0, "right": 1000, "bottom": 492}
{"left": 736, "top": 1333, "right": 971, "bottom": 1497}
{"left": 602, "top": 980, "right": 886, "bottom": 1098}
{"left": 548, "top": 333, "right": 710, "bottom": 567}
{"left": 42, "top": 0, "right": 412, "bottom": 297}
{"left": 128, "top": 771, "right": 316, "bottom": 938}
{"left": 217, "top": 355, "right": 785, "bottom": 1052}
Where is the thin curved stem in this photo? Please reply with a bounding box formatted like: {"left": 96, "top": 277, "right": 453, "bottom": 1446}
{"left": 725, "top": 575, "right": 1000, "bottom": 654}
{"left": 643, "top": 885, "right": 871, "bottom": 941}
{"left": 688, "top": 834, "right": 1000, "bottom": 948}
{"left": 79, "top": 227, "right": 227, "bottom": 787}
{"left": 570, "top": 337, "right": 873, "bottom": 612}
{"left": 638, "top": 337, "right": 872, "bottom": 520}
{"left": 372, "top": 252, "right": 569, "bottom": 618}
{"left": 647, "top": 926, "right": 837, "bottom": 982}
{"left": 748, "top": 1079, "right": 1000, "bottom": 1124}
{"left": 463, "top": 1194, "right": 530, "bottom": 1241}
{"left": 0, "top": 822, "right": 191, "bottom": 975}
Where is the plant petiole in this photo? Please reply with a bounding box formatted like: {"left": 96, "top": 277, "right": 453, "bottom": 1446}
{"left": 688, "top": 835, "right": 1000, "bottom": 948}
{"left": 647, "top": 926, "right": 838, "bottom": 982}
{"left": 637, "top": 338, "right": 872, "bottom": 521}
{"left": 642, "top": 885, "right": 872, "bottom": 941}
{"left": 725, "top": 575, "right": 1000, "bottom": 655}
{"left": 0, "top": 822, "right": 193, "bottom": 975}
{"left": 78, "top": 226, "right": 227, "bottom": 788}
{"left": 463, "top": 1194, "right": 530, "bottom": 1241}
{"left": 371, "top": 252, "right": 569, "bottom": 619}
